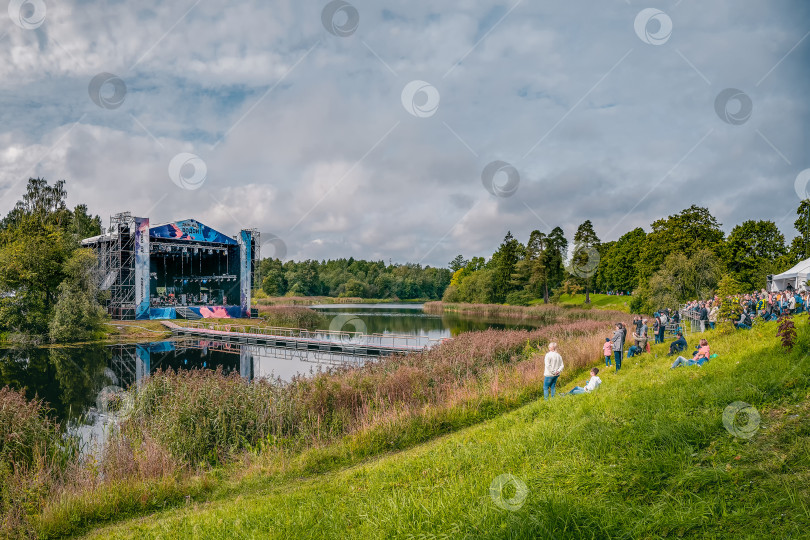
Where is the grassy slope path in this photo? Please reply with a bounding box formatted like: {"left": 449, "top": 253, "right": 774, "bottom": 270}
{"left": 84, "top": 323, "right": 810, "bottom": 539}
{"left": 550, "top": 293, "right": 632, "bottom": 312}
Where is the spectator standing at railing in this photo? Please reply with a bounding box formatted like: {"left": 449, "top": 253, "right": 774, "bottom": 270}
{"left": 708, "top": 302, "right": 718, "bottom": 329}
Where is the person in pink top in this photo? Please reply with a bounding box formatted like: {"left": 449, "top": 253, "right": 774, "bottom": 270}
{"left": 670, "top": 339, "right": 711, "bottom": 368}
{"left": 603, "top": 337, "right": 613, "bottom": 367}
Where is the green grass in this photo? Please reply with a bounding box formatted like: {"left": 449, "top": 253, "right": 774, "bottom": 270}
{"left": 77, "top": 322, "right": 810, "bottom": 539}
{"left": 549, "top": 293, "right": 632, "bottom": 312}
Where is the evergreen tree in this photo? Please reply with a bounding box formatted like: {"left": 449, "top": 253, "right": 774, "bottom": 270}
{"left": 545, "top": 226, "right": 568, "bottom": 297}
{"left": 448, "top": 254, "right": 468, "bottom": 272}
{"left": 488, "top": 231, "right": 524, "bottom": 303}
{"left": 570, "top": 220, "right": 601, "bottom": 303}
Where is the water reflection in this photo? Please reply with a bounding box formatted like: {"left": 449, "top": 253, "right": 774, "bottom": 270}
{"left": 0, "top": 304, "right": 537, "bottom": 426}
{"left": 0, "top": 339, "right": 367, "bottom": 425}
{"left": 310, "top": 304, "right": 535, "bottom": 337}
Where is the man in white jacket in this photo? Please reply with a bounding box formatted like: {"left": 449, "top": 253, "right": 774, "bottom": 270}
{"left": 543, "top": 342, "right": 564, "bottom": 400}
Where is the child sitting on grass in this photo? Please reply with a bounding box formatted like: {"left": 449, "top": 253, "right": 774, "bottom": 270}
{"left": 670, "top": 339, "right": 710, "bottom": 369}
{"left": 565, "top": 368, "right": 602, "bottom": 395}
{"left": 603, "top": 338, "right": 612, "bottom": 367}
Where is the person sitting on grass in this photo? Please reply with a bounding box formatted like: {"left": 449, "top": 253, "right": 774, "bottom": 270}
{"left": 627, "top": 344, "right": 643, "bottom": 357}
{"left": 670, "top": 339, "right": 711, "bottom": 369}
{"left": 565, "top": 368, "right": 602, "bottom": 395}
{"left": 734, "top": 310, "right": 752, "bottom": 330}
{"left": 667, "top": 332, "right": 687, "bottom": 356}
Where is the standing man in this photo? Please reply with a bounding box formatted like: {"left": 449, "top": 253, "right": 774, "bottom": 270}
{"left": 543, "top": 342, "right": 564, "bottom": 400}
{"left": 698, "top": 302, "right": 709, "bottom": 332}
{"left": 611, "top": 323, "right": 625, "bottom": 372}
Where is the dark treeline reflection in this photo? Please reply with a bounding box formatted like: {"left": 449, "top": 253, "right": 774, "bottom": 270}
{"left": 0, "top": 345, "right": 111, "bottom": 422}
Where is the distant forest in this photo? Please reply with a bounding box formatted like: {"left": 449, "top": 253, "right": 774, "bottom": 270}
{"left": 257, "top": 258, "right": 452, "bottom": 300}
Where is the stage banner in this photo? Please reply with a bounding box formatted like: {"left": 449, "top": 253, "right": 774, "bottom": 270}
{"left": 148, "top": 307, "right": 176, "bottom": 320}
{"left": 238, "top": 230, "right": 252, "bottom": 318}
{"left": 149, "top": 219, "right": 237, "bottom": 245}
{"left": 134, "top": 217, "right": 150, "bottom": 320}
{"left": 194, "top": 306, "right": 242, "bottom": 318}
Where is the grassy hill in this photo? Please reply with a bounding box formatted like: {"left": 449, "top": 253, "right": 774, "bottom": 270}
{"left": 549, "top": 293, "right": 632, "bottom": 312}
{"left": 78, "top": 321, "right": 810, "bottom": 539}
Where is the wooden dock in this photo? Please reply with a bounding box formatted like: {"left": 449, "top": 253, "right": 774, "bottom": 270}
{"left": 161, "top": 321, "right": 444, "bottom": 356}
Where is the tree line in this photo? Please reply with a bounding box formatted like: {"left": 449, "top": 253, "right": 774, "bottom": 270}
{"left": 258, "top": 258, "right": 452, "bottom": 300}
{"left": 0, "top": 178, "right": 104, "bottom": 341}
{"left": 442, "top": 204, "right": 800, "bottom": 312}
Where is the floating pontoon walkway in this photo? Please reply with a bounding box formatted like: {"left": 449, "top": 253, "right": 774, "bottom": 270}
{"left": 161, "top": 321, "right": 445, "bottom": 356}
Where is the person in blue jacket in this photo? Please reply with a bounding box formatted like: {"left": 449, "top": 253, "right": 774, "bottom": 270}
{"left": 667, "top": 332, "right": 687, "bottom": 356}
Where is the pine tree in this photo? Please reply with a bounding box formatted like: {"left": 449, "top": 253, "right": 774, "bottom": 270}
{"left": 571, "top": 220, "right": 601, "bottom": 304}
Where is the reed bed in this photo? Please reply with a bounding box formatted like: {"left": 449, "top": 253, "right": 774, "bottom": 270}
{"left": 256, "top": 305, "right": 326, "bottom": 329}
{"left": 423, "top": 301, "right": 625, "bottom": 323}
{"left": 0, "top": 388, "right": 79, "bottom": 537}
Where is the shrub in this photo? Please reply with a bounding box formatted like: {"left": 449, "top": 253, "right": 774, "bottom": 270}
{"left": 257, "top": 306, "right": 326, "bottom": 329}
{"left": 777, "top": 315, "right": 797, "bottom": 351}
{"left": 505, "top": 290, "right": 533, "bottom": 306}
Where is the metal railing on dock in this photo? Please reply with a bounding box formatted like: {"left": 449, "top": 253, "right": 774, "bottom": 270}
{"left": 162, "top": 320, "right": 448, "bottom": 354}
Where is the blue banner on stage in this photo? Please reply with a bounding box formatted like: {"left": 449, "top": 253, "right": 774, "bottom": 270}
{"left": 149, "top": 307, "right": 176, "bottom": 319}
{"left": 150, "top": 219, "right": 237, "bottom": 245}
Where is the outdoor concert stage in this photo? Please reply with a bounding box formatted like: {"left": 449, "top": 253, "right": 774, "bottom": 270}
{"left": 82, "top": 213, "right": 259, "bottom": 320}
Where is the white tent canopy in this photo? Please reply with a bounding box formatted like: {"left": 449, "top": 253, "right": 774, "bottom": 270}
{"left": 768, "top": 258, "right": 810, "bottom": 292}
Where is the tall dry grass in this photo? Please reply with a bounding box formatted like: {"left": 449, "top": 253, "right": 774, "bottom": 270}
{"left": 0, "top": 387, "right": 79, "bottom": 537}
{"left": 424, "top": 301, "right": 625, "bottom": 323}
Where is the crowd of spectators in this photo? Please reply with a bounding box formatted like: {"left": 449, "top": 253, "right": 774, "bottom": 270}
{"left": 682, "top": 288, "right": 808, "bottom": 331}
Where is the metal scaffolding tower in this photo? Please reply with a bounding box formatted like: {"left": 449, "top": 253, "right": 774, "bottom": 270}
{"left": 107, "top": 212, "right": 137, "bottom": 320}
{"left": 248, "top": 229, "right": 260, "bottom": 289}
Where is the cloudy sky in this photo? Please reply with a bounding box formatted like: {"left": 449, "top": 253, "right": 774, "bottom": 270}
{"left": 1, "top": 0, "right": 808, "bottom": 266}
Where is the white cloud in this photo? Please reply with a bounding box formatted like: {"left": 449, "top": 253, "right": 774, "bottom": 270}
{"left": 0, "top": 0, "right": 808, "bottom": 267}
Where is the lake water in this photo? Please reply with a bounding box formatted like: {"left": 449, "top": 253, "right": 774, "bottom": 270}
{"left": 0, "top": 304, "right": 535, "bottom": 429}
{"left": 310, "top": 303, "right": 534, "bottom": 338}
